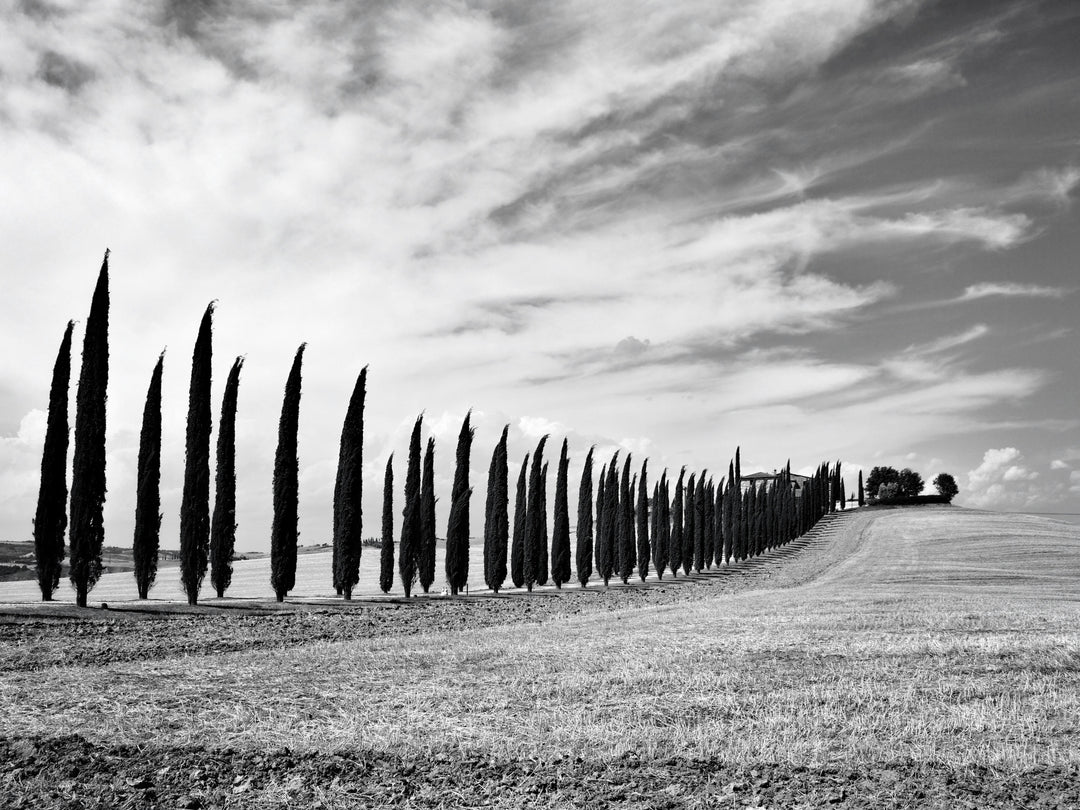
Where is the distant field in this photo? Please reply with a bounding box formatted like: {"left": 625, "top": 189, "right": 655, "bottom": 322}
{"left": 3, "top": 506, "right": 1079, "bottom": 809}
{"left": 0, "top": 541, "right": 488, "bottom": 604}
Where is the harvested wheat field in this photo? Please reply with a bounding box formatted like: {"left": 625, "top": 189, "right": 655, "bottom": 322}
{"left": 2, "top": 505, "right": 1079, "bottom": 809}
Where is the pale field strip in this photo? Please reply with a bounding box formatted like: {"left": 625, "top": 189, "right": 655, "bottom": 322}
{"left": 2, "top": 508, "right": 1078, "bottom": 769}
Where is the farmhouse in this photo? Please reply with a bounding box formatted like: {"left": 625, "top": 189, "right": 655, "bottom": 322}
{"left": 741, "top": 470, "right": 810, "bottom": 497}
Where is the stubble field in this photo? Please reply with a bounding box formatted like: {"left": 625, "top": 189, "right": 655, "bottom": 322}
{"left": 2, "top": 506, "right": 1078, "bottom": 809}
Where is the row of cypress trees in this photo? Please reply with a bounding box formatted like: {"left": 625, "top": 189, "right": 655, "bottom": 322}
{"left": 32, "top": 254, "right": 846, "bottom": 605}
{"left": 372, "top": 421, "right": 844, "bottom": 598}
{"left": 30, "top": 254, "right": 363, "bottom": 606}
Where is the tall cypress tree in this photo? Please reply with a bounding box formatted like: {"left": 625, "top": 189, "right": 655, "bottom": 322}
{"left": 270, "top": 344, "right": 305, "bottom": 602}
{"left": 538, "top": 461, "right": 550, "bottom": 586}
{"left": 651, "top": 471, "right": 667, "bottom": 579}
{"left": 636, "top": 460, "right": 649, "bottom": 583}
{"left": 551, "top": 439, "right": 571, "bottom": 588}
{"left": 399, "top": 415, "right": 422, "bottom": 598}
{"left": 669, "top": 468, "right": 684, "bottom": 576}
{"left": 420, "top": 437, "right": 437, "bottom": 593}
{"left": 446, "top": 412, "right": 474, "bottom": 595}
{"left": 694, "top": 473, "right": 707, "bottom": 572}
{"left": 69, "top": 252, "right": 109, "bottom": 608}
{"left": 858, "top": 470, "right": 865, "bottom": 507}
{"left": 617, "top": 455, "right": 634, "bottom": 584}
{"left": 594, "top": 461, "right": 607, "bottom": 583}
{"left": 34, "top": 320, "right": 74, "bottom": 601}
{"left": 179, "top": 302, "right": 214, "bottom": 606}
{"left": 510, "top": 453, "right": 528, "bottom": 589}
{"left": 598, "top": 453, "right": 618, "bottom": 586}
{"left": 484, "top": 426, "right": 510, "bottom": 593}
{"left": 379, "top": 455, "right": 394, "bottom": 594}
{"left": 268, "top": 343, "right": 304, "bottom": 604}
{"left": 209, "top": 356, "right": 243, "bottom": 599}
{"left": 524, "top": 437, "right": 547, "bottom": 591}
{"left": 331, "top": 367, "right": 365, "bottom": 600}
{"left": 575, "top": 446, "right": 594, "bottom": 588}
{"left": 684, "top": 472, "right": 696, "bottom": 575}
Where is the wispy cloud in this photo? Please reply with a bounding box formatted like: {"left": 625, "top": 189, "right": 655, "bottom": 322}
{"left": 958, "top": 282, "right": 1072, "bottom": 302}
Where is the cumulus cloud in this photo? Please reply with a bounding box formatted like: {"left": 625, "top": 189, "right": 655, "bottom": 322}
{"left": 964, "top": 447, "right": 1045, "bottom": 509}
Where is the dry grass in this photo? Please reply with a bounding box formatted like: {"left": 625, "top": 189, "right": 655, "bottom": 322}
{"left": 4, "top": 507, "right": 1079, "bottom": 772}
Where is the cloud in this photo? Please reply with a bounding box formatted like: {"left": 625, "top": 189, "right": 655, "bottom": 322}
{"left": 1050, "top": 459, "right": 1069, "bottom": 471}
{"left": 964, "top": 447, "right": 1046, "bottom": 509}
{"left": 958, "top": 283, "right": 1071, "bottom": 302}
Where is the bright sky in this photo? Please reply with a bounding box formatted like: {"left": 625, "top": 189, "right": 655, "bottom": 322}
{"left": 2, "top": 0, "right": 1079, "bottom": 552}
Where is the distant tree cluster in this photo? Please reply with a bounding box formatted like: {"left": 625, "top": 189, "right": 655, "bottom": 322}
{"left": 31, "top": 250, "right": 848, "bottom": 607}
{"left": 864, "top": 466, "right": 958, "bottom": 503}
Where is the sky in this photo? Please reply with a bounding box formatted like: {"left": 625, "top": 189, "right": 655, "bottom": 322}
{"left": 2, "top": 0, "right": 1079, "bottom": 553}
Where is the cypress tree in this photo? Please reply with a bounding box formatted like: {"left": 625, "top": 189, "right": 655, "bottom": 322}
{"left": 270, "top": 343, "right": 305, "bottom": 602}
{"left": 379, "top": 455, "right": 394, "bottom": 594}
{"left": 551, "top": 439, "right": 571, "bottom": 588}
{"left": 484, "top": 425, "right": 510, "bottom": 593}
{"left": 34, "top": 320, "right": 74, "bottom": 601}
{"left": 713, "top": 479, "right": 724, "bottom": 566}
{"left": 575, "top": 446, "right": 594, "bottom": 588}
{"left": 660, "top": 474, "right": 672, "bottom": 576}
{"left": 524, "top": 437, "right": 548, "bottom": 591}
{"left": 210, "top": 355, "right": 243, "bottom": 598}
{"left": 538, "top": 461, "right": 550, "bottom": 586}
{"left": 617, "top": 455, "right": 635, "bottom": 584}
{"left": 69, "top": 252, "right": 109, "bottom": 608}
{"left": 179, "top": 301, "right": 214, "bottom": 606}
{"left": 684, "top": 472, "right": 696, "bottom": 575}
{"left": 598, "top": 453, "right": 618, "bottom": 586}
{"left": 510, "top": 453, "right": 528, "bottom": 588}
{"left": 420, "top": 437, "right": 436, "bottom": 593}
{"left": 399, "top": 415, "right": 422, "bottom": 598}
{"left": 669, "top": 468, "right": 684, "bottom": 576}
{"left": 703, "top": 478, "right": 714, "bottom": 568}
{"left": 858, "top": 469, "right": 865, "bottom": 507}
{"left": 735, "top": 447, "right": 741, "bottom": 484}
{"left": 651, "top": 472, "right": 667, "bottom": 579}
{"left": 446, "top": 412, "right": 474, "bottom": 595}
{"left": 594, "top": 461, "right": 607, "bottom": 583}
{"left": 694, "top": 472, "right": 706, "bottom": 572}
{"left": 636, "top": 460, "right": 649, "bottom": 582}
{"left": 332, "top": 367, "right": 366, "bottom": 600}
{"left": 724, "top": 460, "right": 735, "bottom": 564}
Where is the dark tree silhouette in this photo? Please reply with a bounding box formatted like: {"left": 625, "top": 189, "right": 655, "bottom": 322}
{"left": 332, "top": 367, "right": 365, "bottom": 600}
{"left": 210, "top": 356, "right": 243, "bottom": 598}
{"left": 575, "top": 446, "right": 595, "bottom": 588}
{"left": 179, "top": 302, "right": 214, "bottom": 605}
{"left": 34, "top": 320, "right": 73, "bottom": 601}
{"left": 683, "top": 472, "right": 696, "bottom": 575}
{"left": 420, "top": 437, "right": 436, "bottom": 593}
{"left": 651, "top": 471, "right": 668, "bottom": 579}
{"left": 399, "top": 415, "right": 422, "bottom": 597}
{"left": 858, "top": 470, "right": 865, "bottom": 506}
{"left": 379, "top": 455, "right": 394, "bottom": 594}
{"left": 446, "top": 411, "right": 474, "bottom": 595}
{"left": 524, "top": 437, "right": 548, "bottom": 591}
{"left": 270, "top": 343, "right": 305, "bottom": 602}
{"left": 636, "top": 460, "right": 649, "bottom": 582}
{"left": 551, "top": 439, "right": 571, "bottom": 588}
{"left": 594, "top": 461, "right": 606, "bottom": 582}
{"left": 933, "top": 472, "right": 959, "bottom": 502}
{"left": 69, "top": 253, "right": 109, "bottom": 608}
{"left": 484, "top": 426, "right": 510, "bottom": 593}
{"left": 693, "top": 472, "right": 706, "bottom": 572}
{"left": 538, "top": 462, "right": 550, "bottom": 586}
{"left": 617, "top": 454, "right": 634, "bottom": 584}
{"left": 598, "top": 453, "right": 618, "bottom": 586}
{"left": 511, "top": 453, "right": 528, "bottom": 589}
{"left": 669, "top": 468, "right": 684, "bottom": 576}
